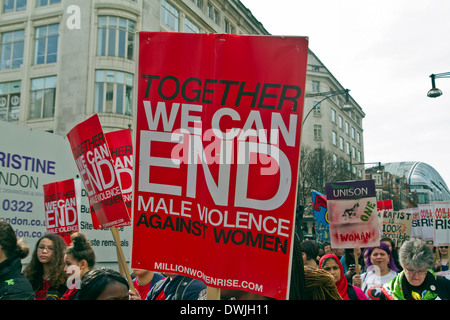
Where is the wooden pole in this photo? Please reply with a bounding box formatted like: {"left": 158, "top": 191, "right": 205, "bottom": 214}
{"left": 110, "top": 226, "right": 136, "bottom": 294}
{"left": 354, "top": 247, "right": 360, "bottom": 275}
{"left": 206, "top": 286, "right": 221, "bottom": 300}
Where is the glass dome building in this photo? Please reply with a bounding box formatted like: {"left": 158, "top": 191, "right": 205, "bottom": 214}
{"left": 367, "top": 161, "right": 450, "bottom": 205}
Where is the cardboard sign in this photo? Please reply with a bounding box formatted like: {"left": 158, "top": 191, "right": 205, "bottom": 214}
{"left": 43, "top": 178, "right": 81, "bottom": 245}
{"left": 312, "top": 190, "right": 329, "bottom": 243}
{"left": 406, "top": 207, "right": 422, "bottom": 239}
{"left": 432, "top": 201, "right": 450, "bottom": 246}
{"left": 325, "top": 180, "right": 379, "bottom": 248}
{"left": 131, "top": 32, "right": 308, "bottom": 299}
{"left": 378, "top": 209, "right": 412, "bottom": 248}
{"left": 418, "top": 203, "right": 434, "bottom": 241}
{"left": 67, "top": 114, "right": 131, "bottom": 229}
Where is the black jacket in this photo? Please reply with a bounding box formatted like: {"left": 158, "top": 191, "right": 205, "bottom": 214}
{"left": 0, "top": 255, "right": 35, "bottom": 300}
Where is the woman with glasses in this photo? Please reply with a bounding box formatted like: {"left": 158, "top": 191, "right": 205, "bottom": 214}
{"left": 24, "top": 234, "right": 68, "bottom": 300}
{"left": 383, "top": 239, "right": 450, "bottom": 300}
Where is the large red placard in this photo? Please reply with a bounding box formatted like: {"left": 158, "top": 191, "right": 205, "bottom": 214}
{"left": 132, "top": 32, "right": 308, "bottom": 299}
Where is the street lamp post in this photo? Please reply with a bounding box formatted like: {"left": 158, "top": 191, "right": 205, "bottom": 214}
{"left": 427, "top": 72, "right": 450, "bottom": 98}
{"left": 302, "top": 89, "right": 351, "bottom": 125}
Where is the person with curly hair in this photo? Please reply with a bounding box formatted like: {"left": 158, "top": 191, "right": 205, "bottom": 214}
{"left": 0, "top": 221, "right": 35, "bottom": 300}
{"left": 383, "top": 239, "right": 450, "bottom": 300}
{"left": 23, "top": 234, "right": 68, "bottom": 300}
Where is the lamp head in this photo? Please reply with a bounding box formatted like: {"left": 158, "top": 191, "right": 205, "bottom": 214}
{"left": 427, "top": 87, "right": 442, "bottom": 98}
{"left": 428, "top": 74, "right": 443, "bottom": 98}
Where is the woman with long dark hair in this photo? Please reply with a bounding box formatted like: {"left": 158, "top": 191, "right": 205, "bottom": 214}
{"left": 24, "top": 234, "right": 68, "bottom": 300}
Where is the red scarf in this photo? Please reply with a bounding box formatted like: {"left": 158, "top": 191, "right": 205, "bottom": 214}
{"left": 319, "top": 254, "right": 349, "bottom": 300}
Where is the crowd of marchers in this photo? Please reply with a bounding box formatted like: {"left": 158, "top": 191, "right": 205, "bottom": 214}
{"left": 0, "top": 220, "right": 449, "bottom": 300}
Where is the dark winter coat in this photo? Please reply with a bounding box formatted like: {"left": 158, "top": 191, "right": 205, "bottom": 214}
{"left": 0, "top": 255, "right": 35, "bottom": 300}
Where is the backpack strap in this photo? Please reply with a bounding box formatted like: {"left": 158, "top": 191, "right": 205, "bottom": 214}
{"left": 174, "top": 277, "right": 196, "bottom": 300}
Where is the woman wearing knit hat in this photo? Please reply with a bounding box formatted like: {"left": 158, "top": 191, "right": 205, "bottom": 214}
{"left": 384, "top": 239, "right": 450, "bottom": 300}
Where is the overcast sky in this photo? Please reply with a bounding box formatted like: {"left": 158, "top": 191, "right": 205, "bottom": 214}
{"left": 240, "top": 0, "right": 450, "bottom": 186}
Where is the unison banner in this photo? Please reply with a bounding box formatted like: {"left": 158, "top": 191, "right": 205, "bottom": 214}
{"left": 325, "top": 180, "right": 379, "bottom": 248}
{"left": 67, "top": 115, "right": 131, "bottom": 229}
{"left": 131, "top": 32, "right": 308, "bottom": 299}
{"left": 43, "top": 178, "right": 81, "bottom": 245}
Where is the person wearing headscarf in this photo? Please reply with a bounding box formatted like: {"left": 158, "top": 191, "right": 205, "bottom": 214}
{"left": 384, "top": 239, "right": 450, "bottom": 300}
{"left": 319, "top": 254, "right": 367, "bottom": 300}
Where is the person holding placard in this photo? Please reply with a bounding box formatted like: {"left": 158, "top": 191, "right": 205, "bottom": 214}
{"left": 383, "top": 239, "right": 450, "bottom": 300}
{"left": 352, "top": 242, "right": 398, "bottom": 299}
{"left": 319, "top": 254, "right": 367, "bottom": 300}
{"left": 61, "top": 232, "right": 96, "bottom": 300}
{"left": 24, "top": 234, "right": 68, "bottom": 300}
{"left": 0, "top": 221, "right": 35, "bottom": 300}
{"left": 434, "top": 246, "right": 449, "bottom": 272}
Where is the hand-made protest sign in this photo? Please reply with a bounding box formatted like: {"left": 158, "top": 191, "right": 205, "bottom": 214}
{"left": 67, "top": 114, "right": 131, "bottom": 229}
{"left": 131, "top": 32, "right": 308, "bottom": 299}
{"left": 418, "top": 203, "right": 433, "bottom": 241}
{"left": 325, "top": 180, "right": 379, "bottom": 248}
{"left": 43, "top": 178, "right": 81, "bottom": 245}
{"left": 312, "top": 191, "right": 329, "bottom": 243}
{"left": 377, "top": 209, "right": 412, "bottom": 248}
{"left": 432, "top": 201, "right": 450, "bottom": 246}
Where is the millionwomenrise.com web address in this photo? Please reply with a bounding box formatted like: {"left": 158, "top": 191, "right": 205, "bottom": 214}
{"left": 154, "top": 262, "right": 264, "bottom": 292}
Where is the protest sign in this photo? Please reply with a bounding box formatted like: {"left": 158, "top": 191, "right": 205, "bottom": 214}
{"left": 378, "top": 209, "right": 412, "bottom": 248}
{"left": 418, "top": 203, "right": 433, "bottom": 241}
{"left": 406, "top": 207, "right": 422, "bottom": 239}
{"left": 131, "top": 32, "right": 308, "bottom": 299}
{"left": 325, "top": 180, "right": 379, "bottom": 248}
{"left": 377, "top": 199, "right": 393, "bottom": 211}
{"left": 66, "top": 114, "right": 130, "bottom": 229}
{"left": 105, "top": 129, "right": 133, "bottom": 210}
{"left": 432, "top": 201, "right": 450, "bottom": 246}
{"left": 43, "top": 178, "right": 81, "bottom": 245}
{"left": 312, "top": 191, "right": 329, "bottom": 243}
{"left": 0, "top": 121, "right": 131, "bottom": 265}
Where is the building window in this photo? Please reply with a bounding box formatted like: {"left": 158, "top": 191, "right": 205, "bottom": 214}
{"left": 346, "top": 142, "right": 350, "bottom": 155}
{"left": 345, "top": 121, "right": 349, "bottom": 135}
{"left": 34, "top": 24, "right": 59, "bottom": 65}
{"left": 332, "top": 131, "right": 337, "bottom": 146}
{"left": 338, "top": 115, "right": 343, "bottom": 129}
{"left": 331, "top": 108, "right": 336, "bottom": 123}
{"left": 332, "top": 154, "right": 338, "bottom": 168}
{"left": 357, "top": 151, "right": 361, "bottom": 162}
{"left": 3, "top": 0, "right": 26, "bottom": 13}
{"left": 161, "top": 0, "right": 179, "bottom": 31}
{"left": 313, "top": 101, "right": 321, "bottom": 116}
{"left": 352, "top": 146, "right": 356, "bottom": 158}
{"left": 29, "top": 76, "right": 56, "bottom": 119}
{"left": 357, "top": 132, "right": 361, "bottom": 144}
{"left": 0, "top": 80, "right": 21, "bottom": 122}
{"left": 351, "top": 127, "right": 355, "bottom": 140}
{"left": 339, "top": 136, "right": 344, "bottom": 150}
{"left": 192, "top": 0, "right": 202, "bottom": 8}
{"left": 36, "top": 0, "right": 60, "bottom": 7}
{"left": 0, "top": 29, "right": 24, "bottom": 69}
{"left": 97, "top": 16, "right": 135, "bottom": 60}
{"left": 314, "top": 125, "right": 322, "bottom": 140}
{"left": 312, "top": 81, "right": 320, "bottom": 93}
{"left": 225, "top": 19, "right": 235, "bottom": 34}
{"left": 95, "top": 70, "right": 133, "bottom": 116}
{"left": 185, "top": 17, "right": 200, "bottom": 33}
